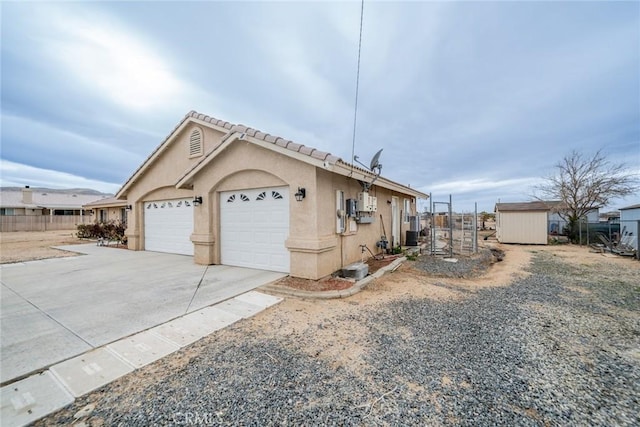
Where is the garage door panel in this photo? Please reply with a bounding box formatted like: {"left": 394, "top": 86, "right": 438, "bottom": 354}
{"left": 220, "top": 187, "right": 289, "bottom": 273}
{"left": 144, "top": 199, "right": 193, "bottom": 256}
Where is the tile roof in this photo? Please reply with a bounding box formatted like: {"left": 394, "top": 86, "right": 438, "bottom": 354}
{"left": 119, "top": 110, "right": 427, "bottom": 199}
{"left": 198, "top": 113, "right": 341, "bottom": 164}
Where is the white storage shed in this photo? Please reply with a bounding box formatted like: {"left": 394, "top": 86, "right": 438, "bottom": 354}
{"left": 495, "top": 201, "right": 550, "bottom": 245}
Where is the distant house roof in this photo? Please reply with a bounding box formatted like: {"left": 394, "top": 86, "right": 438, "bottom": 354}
{"left": 117, "top": 110, "right": 428, "bottom": 200}
{"left": 495, "top": 201, "right": 561, "bottom": 212}
{"left": 83, "top": 197, "right": 127, "bottom": 208}
{"left": 620, "top": 203, "right": 640, "bottom": 210}
{"left": 0, "top": 189, "right": 111, "bottom": 209}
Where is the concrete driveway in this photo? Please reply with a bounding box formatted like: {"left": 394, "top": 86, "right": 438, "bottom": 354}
{"left": 0, "top": 244, "right": 285, "bottom": 384}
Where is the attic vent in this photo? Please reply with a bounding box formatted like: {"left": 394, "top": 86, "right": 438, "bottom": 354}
{"left": 189, "top": 128, "right": 203, "bottom": 157}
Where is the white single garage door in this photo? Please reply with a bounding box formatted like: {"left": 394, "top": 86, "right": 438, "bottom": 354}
{"left": 144, "top": 198, "right": 194, "bottom": 256}
{"left": 220, "top": 186, "right": 290, "bottom": 273}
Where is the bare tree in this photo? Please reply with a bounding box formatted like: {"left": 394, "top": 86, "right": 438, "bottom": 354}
{"left": 535, "top": 150, "right": 639, "bottom": 242}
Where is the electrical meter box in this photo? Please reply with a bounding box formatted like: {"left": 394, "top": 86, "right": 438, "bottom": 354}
{"left": 345, "top": 199, "right": 357, "bottom": 217}
{"left": 357, "top": 192, "right": 377, "bottom": 212}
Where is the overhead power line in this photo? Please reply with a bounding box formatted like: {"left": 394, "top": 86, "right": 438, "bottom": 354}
{"left": 350, "top": 0, "right": 365, "bottom": 176}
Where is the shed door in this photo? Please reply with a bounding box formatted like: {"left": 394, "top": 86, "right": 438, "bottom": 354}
{"left": 220, "top": 187, "right": 290, "bottom": 273}
{"left": 144, "top": 199, "right": 194, "bottom": 255}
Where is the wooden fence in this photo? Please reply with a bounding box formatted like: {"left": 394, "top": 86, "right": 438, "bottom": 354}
{"left": 0, "top": 215, "right": 91, "bottom": 232}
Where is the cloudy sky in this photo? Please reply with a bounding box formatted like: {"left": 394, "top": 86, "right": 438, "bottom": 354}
{"left": 1, "top": 1, "right": 638, "bottom": 212}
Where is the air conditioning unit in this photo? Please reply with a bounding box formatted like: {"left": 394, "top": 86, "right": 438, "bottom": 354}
{"left": 357, "top": 192, "right": 377, "bottom": 212}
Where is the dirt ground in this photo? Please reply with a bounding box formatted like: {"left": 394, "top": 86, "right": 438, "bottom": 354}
{"left": 23, "top": 233, "right": 639, "bottom": 424}
{"left": 1, "top": 232, "right": 634, "bottom": 365}
{"left": 0, "top": 230, "right": 90, "bottom": 264}
{"left": 253, "top": 244, "right": 533, "bottom": 371}
{"left": 252, "top": 243, "right": 638, "bottom": 373}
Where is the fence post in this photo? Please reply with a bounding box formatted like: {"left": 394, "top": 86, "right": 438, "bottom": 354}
{"left": 637, "top": 220, "right": 640, "bottom": 261}
{"left": 578, "top": 220, "right": 582, "bottom": 245}
{"left": 586, "top": 218, "right": 589, "bottom": 245}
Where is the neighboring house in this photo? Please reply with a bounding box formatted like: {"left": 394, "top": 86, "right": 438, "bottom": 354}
{"left": 83, "top": 197, "right": 129, "bottom": 224}
{"left": 619, "top": 203, "right": 640, "bottom": 252}
{"left": 116, "top": 110, "right": 428, "bottom": 280}
{"left": 0, "top": 187, "right": 111, "bottom": 232}
{"left": 599, "top": 211, "right": 620, "bottom": 224}
{"left": 546, "top": 201, "right": 599, "bottom": 234}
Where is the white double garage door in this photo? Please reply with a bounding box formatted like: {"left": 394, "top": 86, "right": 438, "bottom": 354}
{"left": 144, "top": 186, "right": 290, "bottom": 273}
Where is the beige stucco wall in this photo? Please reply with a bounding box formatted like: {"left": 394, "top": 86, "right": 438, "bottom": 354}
{"left": 124, "top": 124, "right": 227, "bottom": 250}
{"left": 122, "top": 122, "right": 420, "bottom": 279}
{"left": 94, "top": 207, "right": 127, "bottom": 223}
{"left": 314, "top": 168, "right": 415, "bottom": 277}
{"left": 496, "top": 211, "right": 548, "bottom": 244}
{"left": 189, "top": 140, "right": 318, "bottom": 278}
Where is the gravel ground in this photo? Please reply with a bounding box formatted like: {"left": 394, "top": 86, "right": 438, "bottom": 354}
{"left": 412, "top": 248, "right": 497, "bottom": 278}
{"left": 37, "top": 249, "right": 639, "bottom": 426}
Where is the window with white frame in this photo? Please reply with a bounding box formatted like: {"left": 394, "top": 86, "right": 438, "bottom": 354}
{"left": 336, "top": 190, "right": 345, "bottom": 233}
{"left": 404, "top": 198, "right": 411, "bottom": 222}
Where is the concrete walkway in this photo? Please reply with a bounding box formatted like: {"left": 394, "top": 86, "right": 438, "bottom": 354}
{"left": 0, "top": 244, "right": 285, "bottom": 385}
{"left": 1, "top": 290, "right": 283, "bottom": 427}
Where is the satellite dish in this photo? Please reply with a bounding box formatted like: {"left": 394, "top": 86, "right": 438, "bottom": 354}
{"left": 353, "top": 148, "right": 383, "bottom": 191}
{"left": 369, "top": 148, "right": 383, "bottom": 171}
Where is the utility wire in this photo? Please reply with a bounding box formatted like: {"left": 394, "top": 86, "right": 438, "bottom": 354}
{"left": 350, "top": 0, "right": 365, "bottom": 176}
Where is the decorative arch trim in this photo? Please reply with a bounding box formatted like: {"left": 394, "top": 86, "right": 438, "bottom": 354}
{"left": 211, "top": 169, "right": 288, "bottom": 195}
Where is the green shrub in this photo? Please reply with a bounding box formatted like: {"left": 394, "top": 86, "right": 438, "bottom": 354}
{"left": 77, "top": 220, "right": 126, "bottom": 242}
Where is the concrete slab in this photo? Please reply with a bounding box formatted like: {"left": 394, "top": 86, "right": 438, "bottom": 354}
{"left": 342, "top": 262, "right": 368, "bottom": 280}
{"left": 234, "top": 291, "right": 283, "bottom": 308}
{"left": 1, "top": 244, "right": 282, "bottom": 384}
{"left": 186, "top": 305, "right": 243, "bottom": 330}
{"left": 149, "top": 306, "right": 242, "bottom": 347}
{"left": 217, "top": 298, "right": 265, "bottom": 319}
{"left": 149, "top": 317, "right": 210, "bottom": 348}
{"left": 186, "top": 268, "right": 285, "bottom": 313}
{"left": 0, "top": 284, "right": 91, "bottom": 384}
{"left": 49, "top": 348, "right": 134, "bottom": 397}
{"left": 106, "top": 331, "right": 180, "bottom": 369}
{"left": 0, "top": 371, "right": 74, "bottom": 427}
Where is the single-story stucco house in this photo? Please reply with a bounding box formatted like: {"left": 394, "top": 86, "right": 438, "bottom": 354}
{"left": 0, "top": 186, "right": 110, "bottom": 232}
{"left": 83, "top": 197, "right": 129, "bottom": 224}
{"left": 116, "top": 111, "right": 428, "bottom": 280}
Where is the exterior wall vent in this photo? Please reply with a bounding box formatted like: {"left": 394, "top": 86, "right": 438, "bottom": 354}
{"left": 189, "top": 128, "right": 203, "bottom": 157}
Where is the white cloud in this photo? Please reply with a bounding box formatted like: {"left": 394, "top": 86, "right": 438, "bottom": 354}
{"left": 246, "top": 7, "right": 354, "bottom": 122}
{"left": 0, "top": 160, "right": 121, "bottom": 194}
{"left": 32, "top": 5, "right": 195, "bottom": 112}
{"left": 425, "top": 177, "right": 542, "bottom": 195}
